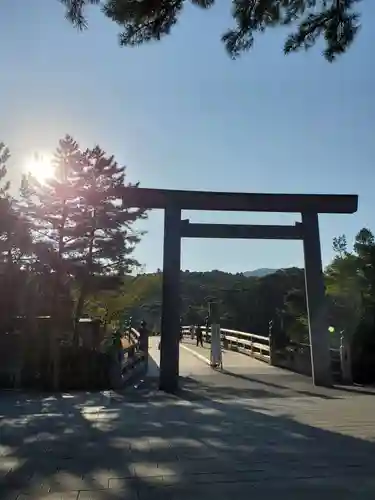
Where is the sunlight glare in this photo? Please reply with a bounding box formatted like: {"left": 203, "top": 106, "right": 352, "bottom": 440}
{"left": 24, "top": 152, "right": 55, "bottom": 182}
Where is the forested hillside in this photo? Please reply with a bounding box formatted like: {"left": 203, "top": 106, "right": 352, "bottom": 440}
{"left": 96, "top": 267, "right": 305, "bottom": 336}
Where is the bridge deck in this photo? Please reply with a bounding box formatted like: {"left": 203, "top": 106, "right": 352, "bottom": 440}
{"left": 150, "top": 336, "right": 373, "bottom": 400}
{"left": 0, "top": 338, "right": 374, "bottom": 499}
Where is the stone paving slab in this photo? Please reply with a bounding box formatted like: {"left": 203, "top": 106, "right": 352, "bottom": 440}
{"left": 11, "top": 483, "right": 375, "bottom": 500}
{"left": 1, "top": 340, "right": 375, "bottom": 499}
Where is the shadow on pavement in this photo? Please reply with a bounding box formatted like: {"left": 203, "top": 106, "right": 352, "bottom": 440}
{"left": 217, "top": 368, "right": 340, "bottom": 400}
{"left": 1, "top": 373, "right": 375, "bottom": 499}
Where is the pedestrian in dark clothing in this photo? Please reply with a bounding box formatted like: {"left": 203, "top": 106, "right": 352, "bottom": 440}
{"left": 196, "top": 324, "right": 204, "bottom": 347}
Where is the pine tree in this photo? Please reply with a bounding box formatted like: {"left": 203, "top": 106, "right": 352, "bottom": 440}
{"left": 0, "top": 143, "right": 31, "bottom": 268}
{"left": 67, "top": 145, "right": 147, "bottom": 337}
{"left": 21, "top": 135, "right": 147, "bottom": 344}
{"left": 0, "top": 142, "right": 14, "bottom": 275}
{"left": 0, "top": 142, "right": 11, "bottom": 198}
{"left": 19, "top": 136, "right": 88, "bottom": 386}
{"left": 19, "top": 135, "right": 84, "bottom": 382}
{"left": 0, "top": 143, "right": 33, "bottom": 325}
{"left": 20, "top": 135, "right": 82, "bottom": 291}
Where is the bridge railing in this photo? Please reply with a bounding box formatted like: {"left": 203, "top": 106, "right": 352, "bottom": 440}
{"left": 109, "top": 327, "right": 147, "bottom": 388}
{"left": 278, "top": 341, "right": 348, "bottom": 383}
{"left": 182, "top": 326, "right": 352, "bottom": 383}
{"left": 129, "top": 327, "right": 140, "bottom": 344}
{"left": 182, "top": 325, "right": 271, "bottom": 364}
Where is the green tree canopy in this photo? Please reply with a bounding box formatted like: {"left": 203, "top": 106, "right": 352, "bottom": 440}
{"left": 19, "top": 135, "right": 147, "bottom": 341}
{"left": 0, "top": 135, "right": 146, "bottom": 339}
{"left": 62, "top": 0, "right": 362, "bottom": 61}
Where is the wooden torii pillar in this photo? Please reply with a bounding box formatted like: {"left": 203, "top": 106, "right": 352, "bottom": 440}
{"left": 159, "top": 206, "right": 182, "bottom": 393}
{"left": 301, "top": 212, "right": 333, "bottom": 387}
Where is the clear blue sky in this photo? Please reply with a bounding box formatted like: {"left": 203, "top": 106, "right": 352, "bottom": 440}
{"left": 1, "top": 0, "right": 374, "bottom": 273}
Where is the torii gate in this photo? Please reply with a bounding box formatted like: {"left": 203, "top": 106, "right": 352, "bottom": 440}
{"left": 122, "top": 188, "right": 358, "bottom": 393}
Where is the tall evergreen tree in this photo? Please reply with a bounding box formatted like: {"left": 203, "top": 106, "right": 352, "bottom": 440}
{"left": 0, "top": 143, "right": 33, "bottom": 325}
{"left": 0, "top": 144, "right": 31, "bottom": 269}
{"left": 0, "top": 142, "right": 11, "bottom": 199}
{"left": 21, "top": 135, "right": 147, "bottom": 341}
{"left": 67, "top": 145, "right": 147, "bottom": 333}
{"left": 20, "top": 136, "right": 83, "bottom": 309}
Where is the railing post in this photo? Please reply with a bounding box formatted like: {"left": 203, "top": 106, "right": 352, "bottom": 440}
{"left": 268, "top": 320, "right": 276, "bottom": 365}
{"left": 205, "top": 317, "right": 210, "bottom": 343}
{"left": 223, "top": 334, "right": 228, "bottom": 350}
{"left": 340, "top": 332, "right": 353, "bottom": 385}
{"left": 109, "top": 339, "right": 123, "bottom": 390}
{"left": 159, "top": 205, "right": 182, "bottom": 393}
{"left": 268, "top": 331, "right": 276, "bottom": 366}
{"left": 139, "top": 325, "right": 149, "bottom": 370}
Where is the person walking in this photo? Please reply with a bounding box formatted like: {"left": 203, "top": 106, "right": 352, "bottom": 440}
{"left": 196, "top": 324, "right": 204, "bottom": 347}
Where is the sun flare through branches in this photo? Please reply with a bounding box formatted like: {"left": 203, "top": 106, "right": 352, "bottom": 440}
{"left": 24, "top": 152, "right": 55, "bottom": 183}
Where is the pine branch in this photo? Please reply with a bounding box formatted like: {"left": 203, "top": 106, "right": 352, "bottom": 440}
{"left": 60, "top": 0, "right": 362, "bottom": 61}
{"left": 59, "top": 0, "right": 100, "bottom": 29}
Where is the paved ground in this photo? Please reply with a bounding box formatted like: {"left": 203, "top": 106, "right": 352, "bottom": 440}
{"left": 1, "top": 337, "right": 375, "bottom": 499}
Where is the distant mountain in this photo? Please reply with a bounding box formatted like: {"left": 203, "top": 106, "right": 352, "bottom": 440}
{"left": 243, "top": 268, "right": 278, "bottom": 277}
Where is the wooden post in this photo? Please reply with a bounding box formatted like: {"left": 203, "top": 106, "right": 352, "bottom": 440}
{"left": 159, "top": 206, "right": 182, "bottom": 393}
{"left": 139, "top": 324, "right": 149, "bottom": 370}
{"left": 209, "top": 302, "right": 221, "bottom": 368}
{"left": 340, "top": 332, "right": 353, "bottom": 384}
{"left": 302, "top": 212, "right": 332, "bottom": 387}
{"left": 268, "top": 333, "right": 275, "bottom": 366}
{"left": 268, "top": 319, "right": 276, "bottom": 365}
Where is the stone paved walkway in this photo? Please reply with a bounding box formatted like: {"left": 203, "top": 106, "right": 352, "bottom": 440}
{"left": 1, "top": 338, "right": 375, "bottom": 499}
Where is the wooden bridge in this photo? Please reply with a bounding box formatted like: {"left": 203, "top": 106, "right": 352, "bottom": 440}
{"left": 145, "top": 324, "right": 349, "bottom": 387}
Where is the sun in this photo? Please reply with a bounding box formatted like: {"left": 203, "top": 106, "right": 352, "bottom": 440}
{"left": 24, "top": 152, "right": 55, "bottom": 183}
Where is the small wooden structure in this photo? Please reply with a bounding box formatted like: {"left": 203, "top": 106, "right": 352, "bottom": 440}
{"left": 0, "top": 317, "right": 106, "bottom": 390}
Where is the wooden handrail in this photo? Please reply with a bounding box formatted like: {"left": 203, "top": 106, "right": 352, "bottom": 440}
{"left": 182, "top": 325, "right": 271, "bottom": 363}
{"left": 130, "top": 327, "right": 140, "bottom": 341}
{"left": 118, "top": 328, "right": 147, "bottom": 383}
{"left": 292, "top": 341, "right": 340, "bottom": 353}
{"left": 183, "top": 326, "right": 269, "bottom": 342}
{"left": 182, "top": 325, "right": 346, "bottom": 380}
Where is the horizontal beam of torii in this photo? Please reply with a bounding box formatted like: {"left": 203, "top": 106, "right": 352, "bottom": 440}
{"left": 122, "top": 187, "right": 358, "bottom": 214}
{"left": 181, "top": 221, "right": 303, "bottom": 240}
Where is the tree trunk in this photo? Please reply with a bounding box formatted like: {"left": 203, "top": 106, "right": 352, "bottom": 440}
{"left": 73, "top": 283, "right": 87, "bottom": 347}
{"left": 73, "top": 219, "right": 96, "bottom": 346}
{"left": 50, "top": 270, "right": 62, "bottom": 391}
